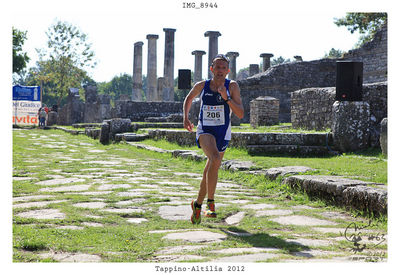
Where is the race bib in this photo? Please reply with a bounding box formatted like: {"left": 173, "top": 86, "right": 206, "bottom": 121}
{"left": 202, "top": 105, "right": 225, "bottom": 126}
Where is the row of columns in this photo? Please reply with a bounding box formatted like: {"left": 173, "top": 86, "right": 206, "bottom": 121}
{"left": 132, "top": 29, "right": 302, "bottom": 102}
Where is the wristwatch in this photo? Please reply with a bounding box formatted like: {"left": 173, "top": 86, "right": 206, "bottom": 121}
{"left": 225, "top": 96, "right": 232, "bottom": 103}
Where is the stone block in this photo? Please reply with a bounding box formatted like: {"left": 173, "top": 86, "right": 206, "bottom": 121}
{"left": 110, "top": 118, "right": 132, "bottom": 138}
{"left": 250, "top": 96, "right": 279, "bottom": 127}
{"left": 99, "top": 122, "right": 110, "bottom": 144}
{"left": 47, "top": 111, "right": 58, "bottom": 126}
{"left": 380, "top": 118, "right": 387, "bottom": 156}
{"left": 331, "top": 101, "right": 370, "bottom": 152}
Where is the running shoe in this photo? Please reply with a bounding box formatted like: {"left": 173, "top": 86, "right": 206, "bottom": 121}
{"left": 191, "top": 200, "right": 201, "bottom": 224}
{"left": 204, "top": 200, "right": 217, "bottom": 218}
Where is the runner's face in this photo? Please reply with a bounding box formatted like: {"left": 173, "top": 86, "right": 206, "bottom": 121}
{"left": 211, "top": 59, "right": 230, "bottom": 80}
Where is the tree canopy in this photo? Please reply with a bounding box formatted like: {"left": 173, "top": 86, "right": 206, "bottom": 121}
{"left": 32, "top": 20, "right": 97, "bottom": 106}
{"left": 334, "top": 13, "right": 387, "bottom": 46}
{"left": 12, "top": 27, "right": 30, "bottom": 75}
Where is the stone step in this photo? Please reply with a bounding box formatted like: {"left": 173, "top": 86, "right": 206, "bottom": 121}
{"left": 115, "top": 133, "right": 149, "bottom": 142}
{"left": 148, "top": 130, "right": 333, "bottom": 148}
{"left": 247, "top": 145, "right": 331, "bottom": 155}
{"left": 283, "top": 175, "right": 387, "bottom": 216}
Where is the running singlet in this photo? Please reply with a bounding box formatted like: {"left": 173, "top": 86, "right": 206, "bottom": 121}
{"left": 196, "top": 79, "right": 232, "bottom": 143}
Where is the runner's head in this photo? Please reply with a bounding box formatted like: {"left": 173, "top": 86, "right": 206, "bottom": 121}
{"left": 212, "top": 54, "right": 229, "bottom": 66}
{"left": 211, "top": 54, "right": 230, "bottom": 79}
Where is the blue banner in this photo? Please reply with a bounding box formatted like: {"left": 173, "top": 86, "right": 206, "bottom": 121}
{"left": 13, "top": 85, "right": 41, "bottom": 101}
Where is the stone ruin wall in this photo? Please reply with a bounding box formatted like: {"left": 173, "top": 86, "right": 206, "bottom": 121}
{"left": 291, "top": 82, "right": 387, "bottom": 146}
{"left": 111, "top": 100, "right": 182, "bottom": 122}
{"left": 237, "top": 59, "right": 338, "bottom": 123}
{"left": 237, "top": 23, "right": 387, "bottom": 125}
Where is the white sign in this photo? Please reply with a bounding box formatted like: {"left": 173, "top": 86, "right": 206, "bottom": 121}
{"left": 12, "top": 100, "right": 42, "bottom": 125}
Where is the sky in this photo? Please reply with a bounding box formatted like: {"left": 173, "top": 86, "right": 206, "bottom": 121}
{"left": 7, "top": 0, "right": 380, "bottom": 83}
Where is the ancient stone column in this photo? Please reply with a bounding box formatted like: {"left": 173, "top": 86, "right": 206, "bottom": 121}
{"left": 132, "top": 41, "right": 144, "bottom": 101}
{"left": 226, "top": 52, "right": 239, "bottom": 80}
{"left": 163, "top": 28, "right": 176, "bottom": 102}
{"left": 157, "top": 77, "right": 166, "bottom": 102}
{"left": 260, "top": 53, "right": 274, "bottom": 72}
{"left": 192, "top": 50, "right": 206, "bottom": 83}
{"left": 294, "top": 55, "right": 303, "bottom": 62}
{"left": 146, "top": 34, "right": 159, "bottom": 101}
{"left": 249, "top": 64, "right": 259, "bottom": 76}
{"left": 204, "top": 31, "right": 221, "bottom": 78}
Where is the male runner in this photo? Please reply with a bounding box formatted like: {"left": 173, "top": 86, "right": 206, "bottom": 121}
{"left": 183, "top": 54, "right": 244, "bottom": 224}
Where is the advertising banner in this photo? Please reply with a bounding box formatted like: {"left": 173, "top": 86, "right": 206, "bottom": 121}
{"left": 12, "top": 85, "right": 41, "bottom": 126}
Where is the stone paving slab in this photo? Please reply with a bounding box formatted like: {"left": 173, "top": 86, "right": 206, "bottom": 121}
{"left": 225, "top": 212, "right": 246, "bottom": 225}
{"left": 39, "top": 252, "right": 102, "bottom": 262}
{"left": 162, "top": 231, "right": 227, "bottom": 243}
{"left": 287, "top": 238, "right": 333, "bottom": 247}
{"left": 255, "top": 209, "right": 294, "bottom": 217}
{"left": 153, "top": 255, "right": 205, "bottom": 262}
{"left": 16, "top": 209, "right": 66, "bottom": 219}
{"left": 158, "top": 205, "right": 192, "bottom": 221}
{"left": 13, "top": 200, "right": 68, "bottom": 209}
{"left": 211, "top": 247, "right": 281, "bottom": 254}
{"left": 39, "top": 184, "right": 92, "bottom": 192}
{"left": 156, "top": 245, "right": 208, "bottom": 254}
{"left": 270, "top": 215, "right": 337, "bottom": 226}
{"left": 13, "top": 195, "right": 55, "bottom": 202}
{"left": 101, "top": 208, "right": 145, "bottom": 214}
{"left": 243, "top": 203, "right": 277, "bottom": 210}
{"left": 212, "top": 252, "right": 279, "bottom": 262}
{"left": 72, "top": 202, "right": 107, "bottom": 209}
{"left": 34, "top": 178, "right": 86, "bottom": 186}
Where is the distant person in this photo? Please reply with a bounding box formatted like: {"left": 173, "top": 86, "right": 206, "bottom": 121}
{"left": 183, "top": 54, "right": 244, "bottom": 224}
{"left": 38, "top": 105, "right": 47, "bottom": 128}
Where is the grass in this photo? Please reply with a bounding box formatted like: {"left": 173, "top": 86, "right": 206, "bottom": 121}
{"left": 138, "top": 138, "right": 387, "bottom": 185}
{"left": 12, "top": 128, "right": 387, "bottom": 263}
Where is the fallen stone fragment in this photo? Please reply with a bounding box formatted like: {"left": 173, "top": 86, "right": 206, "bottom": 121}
{"left": 224, "top": 212, "right": 246, "bottom": 225}
{"left": 262, "top": 166, "right": 315, "bottom": 180}
{"left": 221, "top": 160, "right": 256, "bottom": 171}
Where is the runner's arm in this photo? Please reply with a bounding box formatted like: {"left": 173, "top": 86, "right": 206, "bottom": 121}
{"left": 183, "top": 81, "right": 205, "bottom": 132}
{"left": 226, "top": 81, "right": 244, "bottom": 119}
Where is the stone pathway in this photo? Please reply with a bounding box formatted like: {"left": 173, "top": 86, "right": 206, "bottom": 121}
{"left": 12, "top": 129, "right": 387, "bottom": 263}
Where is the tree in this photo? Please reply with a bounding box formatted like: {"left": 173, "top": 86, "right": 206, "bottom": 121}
{"left": 334, "top": 13, "right": 387, "bottom": 45}
{"left": 271, "top": 56, "right": 291, "bottom": 66}
{"left": 323, "top": 48, "right": 344, "bottom": 59}
{"left": 23, "top": 59, "right": 95, "bottom": 107}
{"left": 13, "top": 27, "right": 30, "bottom": 77}
{"left": 98, "top": 73, "right": 133, "bottom": 102}
{"left": 37, "top": 20, "right": 96, "bottom": 106}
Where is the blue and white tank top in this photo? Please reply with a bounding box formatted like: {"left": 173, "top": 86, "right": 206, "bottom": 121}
{"left": 196, "top": 79, "right": 232, "bottom": 140}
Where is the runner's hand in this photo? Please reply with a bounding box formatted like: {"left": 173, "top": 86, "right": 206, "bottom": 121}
{"left": 217, "top": 86, "right": 228, "bottom": 101}
{"left": 184, "top": 117, "right": 194, "bottom": 132}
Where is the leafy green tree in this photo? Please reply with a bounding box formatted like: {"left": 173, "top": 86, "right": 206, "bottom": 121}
{"left": 24, "top": 59, "right": 95, "bottom": 107}
{"left": 323, "top": 48, "right": 344, "bottom": 59}
{"left": 271, "top": 56, "right": 291, "bottom": 66}
{"left": 13, "top": 27, "right": 30, "bottom": 83}
{"left": 36, "top": 20, "right": 96, "bottom": 106}
{"left": 98, "top": 73, "right": 133, "bottom": 102}
{"left": 334, "top": 13, "right": 387, "bottom": 46}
